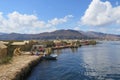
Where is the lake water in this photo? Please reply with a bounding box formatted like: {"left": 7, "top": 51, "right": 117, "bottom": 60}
{"left": 27, "top": 41, "right": 120, "bottom": 80}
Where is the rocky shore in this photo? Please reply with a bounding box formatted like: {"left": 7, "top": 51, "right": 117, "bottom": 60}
{"left": 0, "top": 55, "right": 42, "bottom": 80}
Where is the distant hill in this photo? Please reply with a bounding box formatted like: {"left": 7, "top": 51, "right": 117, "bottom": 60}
{"left": 0, "top": 29, "right": 120, "bottom": 40}
{"left": 0, "top": 32, "right": 8, "bottom": 35}
{"left": 83, "top": 31, "right": 120, "bottom": 40}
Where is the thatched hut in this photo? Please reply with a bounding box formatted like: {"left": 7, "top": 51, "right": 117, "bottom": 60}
{"left": 11, "top": 41, "right": 30, "bottom": 51}
{"left": 0, "top": 42, "right": 7, "bottom": 58}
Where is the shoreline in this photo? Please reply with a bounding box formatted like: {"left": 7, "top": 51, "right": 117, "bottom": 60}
{"left": 0, "top": 55, "right": 42, "bottom": 80}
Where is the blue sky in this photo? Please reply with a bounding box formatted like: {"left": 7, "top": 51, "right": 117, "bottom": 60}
{"left": 0, "top": 0, "right": 120, "bottom": 34}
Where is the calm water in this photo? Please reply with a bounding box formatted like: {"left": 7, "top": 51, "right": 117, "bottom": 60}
{"left": 27, "top": 41, "right": 120, "bottom": 80}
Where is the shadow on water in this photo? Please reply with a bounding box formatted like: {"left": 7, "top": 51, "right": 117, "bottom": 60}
{"left": 27, "top": 41, "right": 120, "bottom": 80}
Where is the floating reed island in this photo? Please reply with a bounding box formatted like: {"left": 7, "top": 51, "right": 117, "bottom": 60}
{"left": 0, "top": 40, "right": 97, "bottom": 80}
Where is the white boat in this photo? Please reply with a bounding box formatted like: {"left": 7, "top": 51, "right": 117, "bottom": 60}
{"left": 42, "top": 53, "right": 58, "bottom": 60}
{"left": 50, "top": 54, "right": 57, "bottom": 57}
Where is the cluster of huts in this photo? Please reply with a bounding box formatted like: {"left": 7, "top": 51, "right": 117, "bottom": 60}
{"left": 0, "top": 39, "right": 96, "bottom": 59}
{"left": 0, "top": 40, "right": 31, "bottom": 59}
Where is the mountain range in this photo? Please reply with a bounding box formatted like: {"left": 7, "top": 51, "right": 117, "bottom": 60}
{"left": 0, "top": 29, "right": 120, "bottom": 40}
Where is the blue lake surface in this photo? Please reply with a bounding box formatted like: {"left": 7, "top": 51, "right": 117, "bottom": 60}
{"left": 27, "top": 41, "right": 120, "bottom": 80}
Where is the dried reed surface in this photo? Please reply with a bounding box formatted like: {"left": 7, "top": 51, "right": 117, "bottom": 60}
{"left": 0, "top": 55, "right": 41, "bottom": 80}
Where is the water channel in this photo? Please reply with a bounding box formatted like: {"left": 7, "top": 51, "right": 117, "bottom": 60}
{"left": 27, "top": 41, "right": 120, "bottom": 80}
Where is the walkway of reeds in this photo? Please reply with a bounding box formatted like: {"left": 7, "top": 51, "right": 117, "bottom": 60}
{"left": 0, "top": 55, "right": 41, "bottom": 80}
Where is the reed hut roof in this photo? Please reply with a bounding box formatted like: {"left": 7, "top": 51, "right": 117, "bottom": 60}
{"left": 0, "top": 41, "right": 9, "bottom": 45}
{"left": 11, "top": 42, "right": 26, "bottom": 46}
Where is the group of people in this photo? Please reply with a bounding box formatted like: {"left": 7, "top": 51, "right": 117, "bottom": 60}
{"left": 31, "top": 46, "right": 45, "bottom": 55}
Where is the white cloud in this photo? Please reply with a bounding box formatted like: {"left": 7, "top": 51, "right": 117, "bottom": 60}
{"left": 48, "top": 15, "right": 73, "bottom": 25}
{"left": 74, "top": 27, "right": 80, "bottom": 30}
{"left": 81, "top": 0, "right": 120, "bottom": 26}
{"left": 0, "top": 11, "right": 73, "bottom": 33}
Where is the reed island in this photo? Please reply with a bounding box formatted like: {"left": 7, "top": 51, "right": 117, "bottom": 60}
{"left": 0, "top": 39, "right": 96, "bottom": 80}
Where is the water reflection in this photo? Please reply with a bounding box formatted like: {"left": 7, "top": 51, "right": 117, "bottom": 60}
{"left": 70, "top": 47, "right": 78, "bottom": 53}
{"left": 53, "top": 49, "right": 62, "bottom": 55}
{"left": 82, "top": 42, "right": 120, "bottom": 80}
{"left": 27, "top": 41, "right": 120, "bottom": 80}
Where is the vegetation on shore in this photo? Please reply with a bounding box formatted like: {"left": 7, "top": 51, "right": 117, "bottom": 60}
{"left": 88, "top": 40, "right": 97, "bottom": 45}
{"left": 0, "top": 56, "right": 12, "bottom": 65}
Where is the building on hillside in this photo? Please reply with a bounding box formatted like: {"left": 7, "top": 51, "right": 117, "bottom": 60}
{"left": 0, "top": 42, "right": 7, "bottom": 58}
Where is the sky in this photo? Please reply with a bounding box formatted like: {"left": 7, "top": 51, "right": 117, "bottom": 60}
{"left": 0, "top": 0, "right": 120, "bottom": 34}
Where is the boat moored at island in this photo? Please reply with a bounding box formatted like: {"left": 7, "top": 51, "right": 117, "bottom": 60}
{"left": 42, "top": 53, "right": 58, "bottom": 60}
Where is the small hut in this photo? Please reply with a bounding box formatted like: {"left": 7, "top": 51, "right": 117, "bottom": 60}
{"left": 0, "top": 42, "right": 7, "bottom": 58}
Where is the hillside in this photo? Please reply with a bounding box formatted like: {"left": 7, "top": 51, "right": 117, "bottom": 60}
{"left": 0, "top": 29, "right": 120, "bottom": 40}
